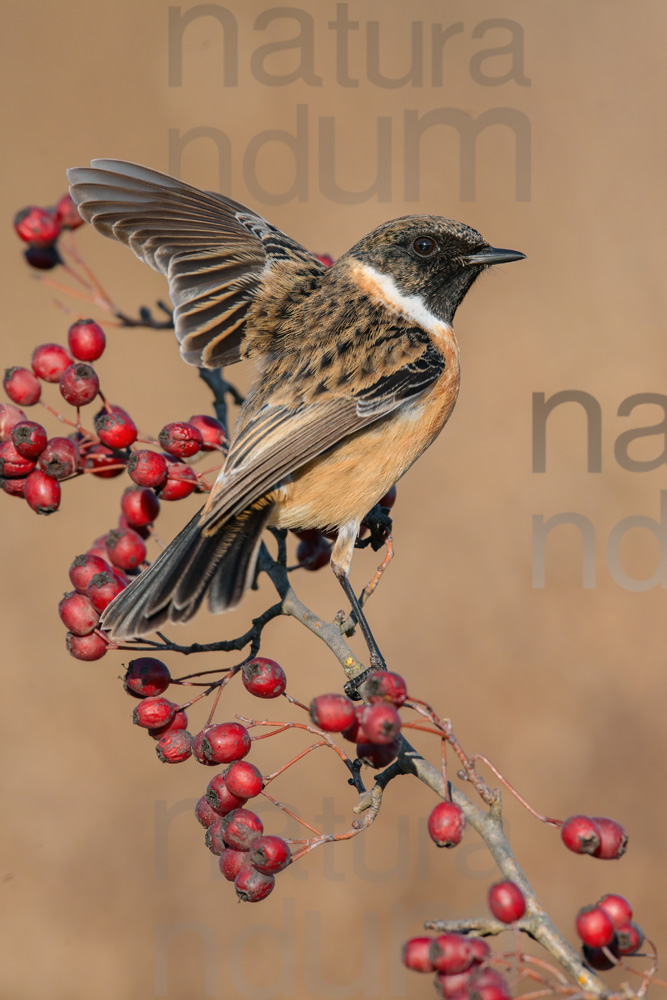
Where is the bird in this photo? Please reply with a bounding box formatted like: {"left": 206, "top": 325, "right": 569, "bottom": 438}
{"left": 67, "top": 159, "right": 525, "bottom": 671}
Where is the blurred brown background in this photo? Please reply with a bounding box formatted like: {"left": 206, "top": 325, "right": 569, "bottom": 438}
{"left": 2, "top": 1, "right": 666, "bottom": 997}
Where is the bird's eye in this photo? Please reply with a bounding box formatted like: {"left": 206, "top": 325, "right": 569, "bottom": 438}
{"left": 413, "top": 236, "right": 438, "bottom": 257}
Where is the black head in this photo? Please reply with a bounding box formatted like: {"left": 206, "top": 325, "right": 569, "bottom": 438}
{"left": 342, "top": 215, "right": 525, "bottom": 324}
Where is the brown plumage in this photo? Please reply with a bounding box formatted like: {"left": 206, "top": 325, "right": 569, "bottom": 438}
{"left": 67, "top": 160, "right": 525, "bottom": 666}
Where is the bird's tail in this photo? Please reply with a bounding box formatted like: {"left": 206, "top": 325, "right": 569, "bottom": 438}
{"left": 100, "top": 496, "right": 275, "bottom": 640}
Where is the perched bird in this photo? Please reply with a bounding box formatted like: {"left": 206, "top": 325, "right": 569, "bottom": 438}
{"left": 67, "top": 160, "right": 525, "bottom": 668}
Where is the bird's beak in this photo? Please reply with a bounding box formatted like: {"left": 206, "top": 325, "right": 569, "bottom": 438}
{"left": 463, "top": 246, "right": 526, "bottom": 267}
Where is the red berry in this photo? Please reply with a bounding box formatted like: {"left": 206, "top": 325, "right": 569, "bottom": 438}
{"left": 241, "top": 657, "right": 287, "bottom": 698}
{"left": 597, "top": 893, "right": 632, "bottom": 928}
{"left": 488, "top": 881, "right": 526, "bottom": 923}
{"left": 434, "top": 971, "right": 473, "bottom": 998}
{"left": 296, "top": 531, "right": 332, "bottom": 570}
{"left": 402, "top": 937, "right": 435, "bottom": 973}
{"left": 31, "top": 343, "right": 73, "bottom": 383}
{"left": 160, "top": 461, "right": 198, "bottom": 500}
{"left": 249, "top": 835, "right": 291, "bottom": 874}
{"left": 24, "top": 469, "right": 61, "bottom": 513}
{"left": 188, "top": 414, "right": 226, "bottom": 450}
{"left": 128, "top": 450, "right": 168, "bottom": 489}
{"left": 309, "top": 693, "right": 356, "bottom": 732}
{"left": 11, "top": 421, "right": 47, "bottom": 459}
{"left": 467, "top": 968, "right": 511, "bottom": 1000}
{"left": 67, "top": 320, "right": 105, "bottom": 360}
{"left": 87, "top": 571, "right": 126, "bottom": 613}
{"left": 149, "top": 708, "right": 188, "bottom": 739}
{"left": 158, "top": 421, "right": 203, "bottom": 458}
{"left": 69, "top": 553, "right": 110, "bottom": 593}
{"left": 0, "top": 403, "right": 27, "bottom": 440}
{"left": 561, "top": 815, "right": 602, "bottom": 856}
{"left": 468, "top": 938, "right": 491, "bottom": 964}
{"left": 191, "top": 730, "right": 219, "bottom": 766}
{"left": 378, "top": 484, "right": 397, "bottom": 509}
{"left": 315, "top": 253, "right": 333, "bottom": 267}
{"left": 360, "top": 703, "right": 401, "bottom": 744}
{"left": 55, "top": 193, "right": 84, "bottom": 230}
{"left": 361, "top": 670, "right": 407, "bottom": 706}
{"left": 133, "top": 697, "right": 177, "bottom": 730}
{"left": 24, "top": 244, "right": 62, "bottom": 269}
{"left": 124, "top": 657, "right": 171, "bottom": 698}
{"left": 617, "top": 921, "right": 644, "bottom": 955}
{"left": 1, "top": 477, "right": 26, "bottom": 498}
{"left": 95, "top": 410, "right": 137, "bottom": 449}
{"left": 38, "top": 437, "right": 79, "bottom": 480}
{"left": 576, "top": 906, "right": 615, "bottom": 948}
{"left": 59, "top": 363, "right": 99, "bottom": 406}
{"left": 224, "top": 761, "right": 263, "bottom": 799}
{"left": 427, "top": 801, "right": 466, "bottom": 848}
{"left": 220, "top": 808, "right": 263, "bottom": 851}
{"left": 0, "top": 440, "right": 35, "bottom": 477}
{"left": 341, "top": 705, "right": 365, "bottom": 743}
{"left": 206, "top": 774, "right": 248, "bottom": 816}
{"left": 429, "top": 934, "right": 474, "bottom": 975}
{"left": 200, "top": 722, "right": 251, "bottom": 764}
{"left": 219, "top": 848, "right": 251, "bottom": 882}
{"left": 195, "top": 795, "right": 218, "bottom": 829}
{"left": 355, "top": 739, "right": 400, "bottom": 768}
{"left": 66, "top": 631, "right": 107, "bottom": 660}
{"left": 3, "top": 367, "right": 41, "bottom": 406}
{"left": 105, "top": 527, "right": 146, "bottom": 571}
{"left": 14, "top": 206, "right": 60, "bottom": 245}
{"left": 205, "top": 818, "right": 228, "bottom": 855}
{"left": 83, "top": 443, "right": 126, "bottom": 478}
{"left": 120, "top": 485, "right": 160, "bottom": 528}
{"left": 156, "top": 730, "right": 192, "bottom": 763}
{"left": 582, "top": 942, "right": 620, "bottom": 971}
{"left": 592, "top": 817, "right": 628, "bottom": 860}
{"left": 234, "top": 866, "right": 275, "bottom": 902}
{"left": 58, "top": 591, "right": 99, "bottom": 635}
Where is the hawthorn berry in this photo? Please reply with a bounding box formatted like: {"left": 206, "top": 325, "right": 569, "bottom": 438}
{"left": 224, "top": 761, "right": 263, "bottom": 799}
{"left": 355, "top": 739, "right": 400, "bottom": 768}
{"left": 249, "top": 835, "right": 291, "bottom": 874}
{"left": 1, "top": 477, "right": 26, "bottom": 498}
{"left": 434, "top": 970, "right": 473, "bottom": 998}
{"left": 296, "top": 530, "right": 332, "bottom": 570}
{"left": 341, "top": 705, "right": 365, "bottom": 743}
{"left": 120, "top": 486, "right": 160, "bottom": 528}
{"left": 219, "top": 848, "right": 251, "bottom": 882}
{"left": 576, "top": 906, "right": 615, "bottom": 949}
{"left": 124, "top": 657, "right": 171, "bottom": 698}
{"left": 402, "top": 937, "right": 435, "bottom": 973}
{"left": 58, "top": 591, "right": 99, "bottom": 635}
{"left": 220, "top": 808, "right": 263, "bottom": 850}
{"left": 205, "top": 818, "right": 228, "bottom": 855}
{"left": 427, "top": 801, "right": 466, "bottom": 848}
{"left": 132, "top": 697, "right": 177, "bottom": 730}
{"left": 195, "top": 795, "right": 218, "bottom": 829}
{"left": 468, "top": 937, "right": 491, "bottom": 964}
{"left": 24, "top": 245, "right": 62, "bottom": 270}
{"left": 24, "top": 469, "right": 61, "bottom": 513}
{"left": 361, "top": 670, "right": 407, "bottom": 706}
{"left": 188, "top": 414, "right": 226, "bottom": 450}
{"left": 592, "top": 817, "right": 628, "bottom": 859}
{"left": 467, "top": 968, "right": 511, "bottom": 1000}
{"left": 84, "top": 444, "right": 126, "bottom": 478}
{"left": 31, "top": 343, "right": 73, "bottom": 383}
{"left": 617, "top": 921, "right": 644, "bottom": 955}
{"left": 39, "top": 437, "right": 79, "bottom": 480}
{"left": 597, "top": 893, "right": 632, "bottom": 928}
{"left": 488, "top": 881, "right": 526, "bottom": 923}
{"left": 241, "top": 657, "right": 287, "bottom": 698}
{"left": 582, "top": 942, "right": 620, "bottom": 971}
{"left": 3, "top": 366, "right": 41, "bottom": 406}
{"left": 206, "top": 774, "right": 248, "bottom": 816}
{"left": 69, "top": 553, "right": 110, "bottom": 593}
{"left": 0, "top": 403, "right": 27, "bottom": 439}
{"left": 11, "top": 421, "right": 47, "bottom": 459}
{"left": 309, "top": 693, "right": 356, "bottom": 732}
{"left": 128, "top": 450, "right": 168, "bottom": 489}
{"left": 429, "top": 933, "right": 474, "bottom": 975}
{"left": 561, "top": 815, "right": 602, "bottom": 856}
{"left": 156, "top": 730, "right": 193, "bottom": 763}
{"left": 14, "top": 206, "right": 60, "bottom": 245}
{"left": 55, "top": 193, "right": 84, "bottom": 230}
{"left": 149, "top": 708, "right": 188, "bottom": 740}
{"left": 158, "top": 421, "right": 203, "bottom": 458}
{"left": 59, "top": 363, "right": 99, "bottom": 406}
{"left": 87, "top": 571, "right": 126, "bottom": 613}
{"left": 67, "top": 320, "right": 105, "bottom": 360}
{"left": 191, "top": 730, "right": 219, "bottom": 766}
{"left": 378, "top": 484, "right": 397, "bottom": 509}
{"left": 200, "top": 722, "right": 251, "bottom": 764}
{"left": 95, "top": 410, "right": 138, "bottom": 449}
{"left": 66, "top": 631, "right": 107, "bottom": 660}
{"left": 160, "top": 461, "right": 198, "bottom": 500}
{"left": 0, "top": 440, "right": 35, "bottom": 477}
{"left": 360, "top": 703, "right": 401, "bottom": 744}
{"left": 234, "top": 866, "right": 275, "bottom": 902}
{"left": 105, "top": 527, "right": 146, "bottom": 571}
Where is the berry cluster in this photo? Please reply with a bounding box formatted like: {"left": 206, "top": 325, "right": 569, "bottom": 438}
{"left": 13, "top": 191, "right": 83, "bottom": 270}
{"left": 404, "top": 929, "right": 509, "bottom": 1000}
{"left": 575, "top": 893, "right": 644, "bottom": 969}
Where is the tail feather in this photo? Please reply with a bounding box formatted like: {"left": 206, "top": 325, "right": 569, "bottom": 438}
{"left": 100, "top": 498, "right": 274, "bottom": 639}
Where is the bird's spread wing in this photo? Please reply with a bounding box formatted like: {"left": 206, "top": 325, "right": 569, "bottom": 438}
{"left": 200, "top": 330, "right": 446, "bottom": 531}
{"left": 67, "top": 159, "right": 325, "bottom": 368}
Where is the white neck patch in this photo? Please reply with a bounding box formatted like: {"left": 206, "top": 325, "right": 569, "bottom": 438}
{"left": 354, "top": 262, "right": 454, "bottom": 341}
